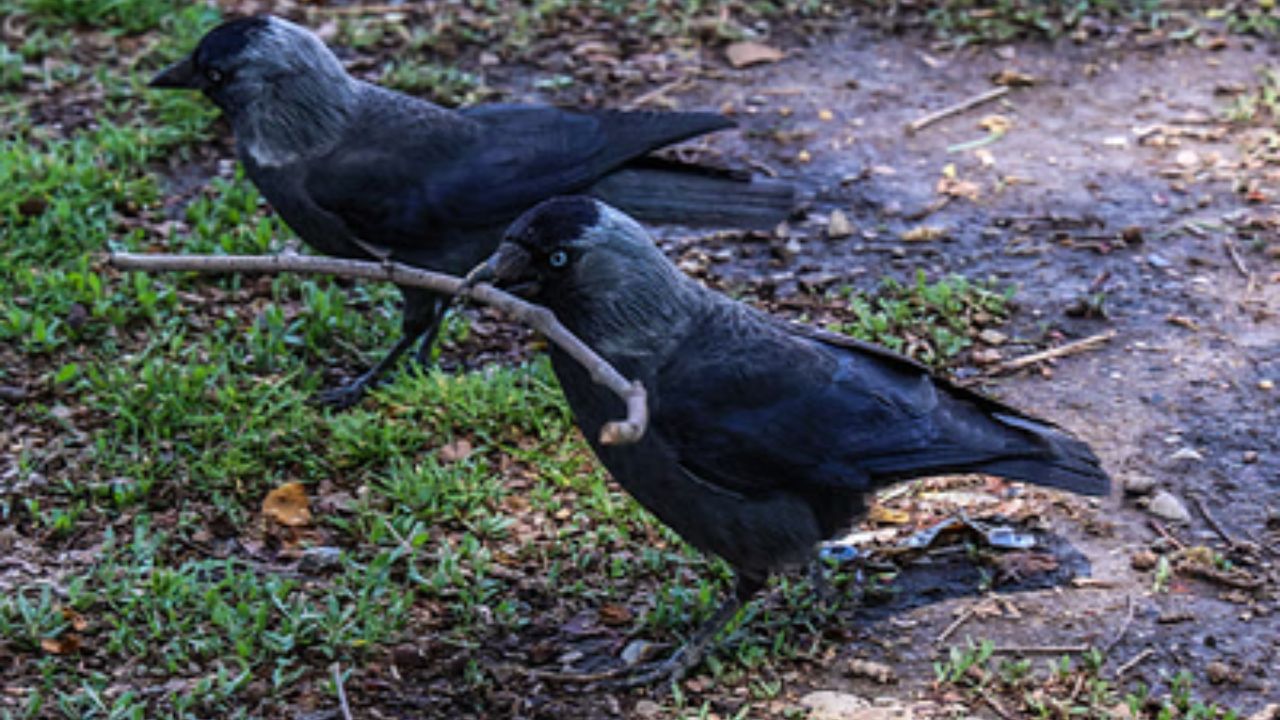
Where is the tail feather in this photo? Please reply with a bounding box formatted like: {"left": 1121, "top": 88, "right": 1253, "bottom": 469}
{"left": 589, "top": 166, "right": 796, "bottom": 229}
{"left": 980, "top": 413, "right": 1111, "bottom": 496}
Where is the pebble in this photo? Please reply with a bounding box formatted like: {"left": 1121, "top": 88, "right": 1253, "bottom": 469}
{"left": 1148, "top": 490, "right": 1192, "bottom": 524}
{"left": 801, "top": 691, "right": 869, "bottom": 719}
{"left": 1123, "top": 474, "right": 1158, "bottom": 496}
{"left": 828, "top": 209, "right": 854, "bottom": 239}
{"left": 1243, "top": 450, "right": 1259, "bottom": 464}
{"left": 633, "top": 700, "right": 663, "bottom": 718}
{"left": 1206, "top": 661, "right": 1233, "bottom": 684}
{"left": 1131, "top": 550, "right": 1158, "bottom": 570}
{"left": 977, "top": 328, "right": 1008, "bottom": 346}
{"left": 1169, "top": 447, "right": 1204, "bottom": 462}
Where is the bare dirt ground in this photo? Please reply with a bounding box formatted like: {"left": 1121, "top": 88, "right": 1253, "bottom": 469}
{"left": 4, "top": 6, "right": 1278, "bottom": 719}
{"left": 634, "top": 22, "right": 1280, "bottom": 717}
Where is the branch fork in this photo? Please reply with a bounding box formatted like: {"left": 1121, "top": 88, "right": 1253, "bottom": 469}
{"left": 107, "top": 251, "right": 648, "bottom": 445}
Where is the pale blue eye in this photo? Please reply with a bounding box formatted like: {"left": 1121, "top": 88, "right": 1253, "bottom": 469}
{"left": 548, "top": 250, "right": 569, "bottom": 268}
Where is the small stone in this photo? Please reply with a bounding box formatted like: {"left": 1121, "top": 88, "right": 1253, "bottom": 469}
{"left": 1242, "top": 450, "right": 1259, "bottom": 464}
{"left": 800, "top": 691, "right": 870, "bottom": 720}
{"left": 633, "top": 699, "right": 663, "bottom": 718}
{"left": 1148, "top": 490, "right": 1192, "bottom": 524}
{"left": 972, "top": 348, "right": 1003, "bottom": 365}
{"left": 828, "top": 209, "right": 854, "bottom": 239}
{"left": 1169, "top": 447, "right": 1204, "bottom": 462}
{"left": 1131, "top": 550, "right": 1158, "bottom": 570}
{"left": 1260, "top": 379, "right": 1275, "bottom": 391}
{"left": 298, "top": 546, "right": 343, "bottom": 573}
{"left": 1123, "top": 475, "right": 1158, "bottom": 496}
{"left": 1206, "top": 661, "right": 1232, "bottom": 684}
{"left": 1176, "top": 149, "right": 1200, "bottom": 167}
{"left": 977, "top": 329, "right": 1008, "bottom": 346}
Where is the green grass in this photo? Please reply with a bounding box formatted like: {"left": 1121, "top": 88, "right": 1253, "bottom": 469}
{"left": 0, "top": 1, "right": 1117, "bottom": 716}
{"left": 834, "top": 270, "right": 1013, "bottom": 368}
{"left": 935, "top": 639, "right": 1243, "bottom": 719}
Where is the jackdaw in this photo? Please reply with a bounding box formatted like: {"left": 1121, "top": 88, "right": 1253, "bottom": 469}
{"left": 470, "top": 196, "right": 1112, "bottom": 685}
{"left": 150, "top": 15, "right": 793, "bottom": 407}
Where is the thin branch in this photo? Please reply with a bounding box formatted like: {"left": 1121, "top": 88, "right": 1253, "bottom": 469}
{"left": 331, "top": 663, "right": 354, "bottom": 720}
{"left": 906, "top": 86, "right": 1010, "bottom": 134}
{"left": 987, "top": 330, "right": 1117, "bottom": 376}
{"left": 1114, "top": 647, "right": 1154, "bottom": 677}
{"left": 107, "top": 252, "right": 648, "bottom": 445}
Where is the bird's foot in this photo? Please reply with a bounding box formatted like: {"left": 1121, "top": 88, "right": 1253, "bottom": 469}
{"left": 525, "top": 644, "right": 697, "bottom": 691}
{"left": 313, "top": 378, "right": 371, "bottom": 409}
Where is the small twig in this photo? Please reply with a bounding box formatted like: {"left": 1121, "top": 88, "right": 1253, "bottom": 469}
{"left": 935, "top": 607, "right": 975, "bottom": 644}
{"left": 989, "top": 644, "right": 1091, "bottom": 655}
{"left": 1224, "top": 237, "right": 1251, "bottom": 279}
{"left": 625, "top": 75, "right": 697, "bottom": 110}
{"left": 331, "top": 663, "right": 354, "bottom": 720}
{"left": 978, "top": 690, "right": 1016, "bottom": 720}
{"left": 906, "top": 86, "right": 1010, "bottom": 134}
{"left": 1190, "top": 494, "right": 1239, "bottom": 548}
{"left": 1114, "top": 647, "right": 1154, "bottom": 677}
{"left": 1148, "top": 519, "right": 1185, "bottom": 551}
{"left": 107, "top": 252, "right": 648, "bottom": 445}
{"left": 987, "top": 330, "right": 1117, "bottom": 376}
{"left": 1102, "top": 595, "right": 1135, "bottom": 656}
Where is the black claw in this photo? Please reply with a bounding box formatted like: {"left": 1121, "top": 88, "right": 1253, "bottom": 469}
{"left": 313, "top": 381, "right": 369, "bottom": 409}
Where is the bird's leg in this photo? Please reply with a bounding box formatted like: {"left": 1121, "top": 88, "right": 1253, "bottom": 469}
{"left": 410, "top": 300, "right": 447, "bottom": 367}
{"left": 808, "top": 558, "right": 835, "bottom": 607}
{"left": 313, "top": 291, "right": 439, "bottom": 409}
{"left": 530, "top": 574, "right": 765, "bottom": 690}
{"left": 314, "top": 333, "right": 420, "bottom": 409}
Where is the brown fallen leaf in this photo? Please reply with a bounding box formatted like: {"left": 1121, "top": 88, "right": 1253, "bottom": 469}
{"left": 598, "top": 603, "right": 634, "bottom": 626}
{"left": 991, "top": 69, "right": 1037, "bottom": 87}
{"left": 868, "top": 505, "right": 911, "bottom": 525}
{"left": 262, "top": 482, "right": 312, "bottom": 527}
{"left": 901, "top": 226, "right": 948, "bottom": 242}
{"left": 41, "top": 634, "right": 82, "bottom": 655}
{"left": 725, "top": 41, "right": 784, "bottom": 68}
{"left": 438, "top": 437, "right": 473, "bottom": 463}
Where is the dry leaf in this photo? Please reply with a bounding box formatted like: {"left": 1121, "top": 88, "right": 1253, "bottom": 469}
{"left": 991, "top": 69, "right": 1037, "bottom": 86}
{"left": 598, "top": 604, "right": 634, "bottom": 626}
{"left": 725, "top": 41, "right": 784, "bottom": 68}
{"left": 62, "top": 607, "right": 88, "bottom": 632}
{"left": 41, "top": 634, "right": 81, "bottom": 655}
{"left": 438, "top": 438, "right": 473, "bottom": 463}
{"left": 979, "top": 114, "right": 1012, "bottom": 134}
{"left": 262, "top": 482, "right": 312, "bottom": 527}
{"left": 868, "top": 505, "right": 911, "bottom": 525}
{"left": 901, "top": 226, "right": 947, "bottom": 242}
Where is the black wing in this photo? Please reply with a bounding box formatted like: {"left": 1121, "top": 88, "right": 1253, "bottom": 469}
{"left": 304, "top": 97, "right": 731, "bottom": 260}
{"left": 654, "top": 303, "right": 1110, "bottom": 497}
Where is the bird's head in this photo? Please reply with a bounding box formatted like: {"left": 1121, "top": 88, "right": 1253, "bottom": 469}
{"left": 470, "top": 197, "right": 698, "bottom": 357}
{"left": 150, "top": 15, "right": 354, "bottom": 165}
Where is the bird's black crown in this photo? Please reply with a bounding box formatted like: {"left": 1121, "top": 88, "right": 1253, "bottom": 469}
{"left": 504, "top": 196, "right": 600, "bottom": 251}
{"left": 195, "top": 16, "right": 270, "bottom": 67}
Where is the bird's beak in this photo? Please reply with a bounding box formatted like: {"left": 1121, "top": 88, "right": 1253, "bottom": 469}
{"left": 149, "top": 55, "right": 201, "bottom": 90}
{"left": 463, "top": 243, "right": 538, "bottom": 297}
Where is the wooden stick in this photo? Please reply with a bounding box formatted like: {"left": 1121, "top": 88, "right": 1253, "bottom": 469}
{"left": 906, "top": 86, "right": 1010, "bottom": 134}
{"left": 989, "top": 644, "right": 1090, "bottom": 655}
{"left": 987, "top": 330, "right": 1117, "bottom": 376}
{"left": 1102, "top": 595, "right": 1135, "bottom": 656}
{"left": 107, "top": 252, "right": 648, "bottom": 445}
{"left": 332, "top": 663, "right": 354, "bottom": 720}
{"left": 935, "top": 606, "right": 974, "bottom": 644}
{"left": 1224, "top": 237, "right": 1251, "bottom": 279}
{"left": 1114, "top": 647, "right": 1154, "bottom": 677}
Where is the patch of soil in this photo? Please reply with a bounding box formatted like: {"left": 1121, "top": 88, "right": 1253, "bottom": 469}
{"left": 648, "top": 25, "right": 1280, "bottom": 714}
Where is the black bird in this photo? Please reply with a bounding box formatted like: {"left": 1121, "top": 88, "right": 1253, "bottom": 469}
{"left": 471, "top": 196, "right": 1112, "bottom": 685}
{"left": 150, "top": 15, "right": 793, "bottom": 407}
